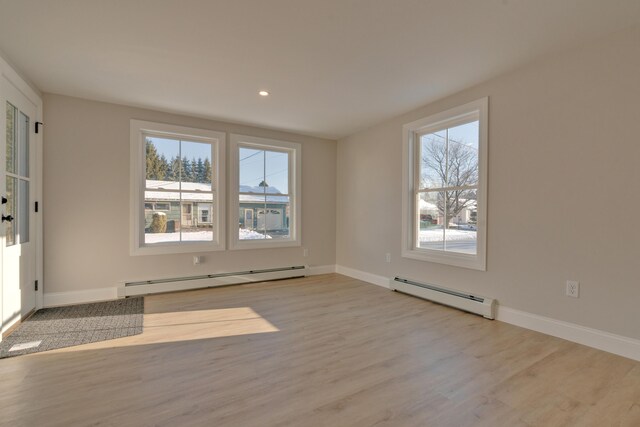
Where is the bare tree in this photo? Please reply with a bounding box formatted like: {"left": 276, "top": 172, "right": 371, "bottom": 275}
{"left": 421, "top": 136, "right": 478, "bottom": 227}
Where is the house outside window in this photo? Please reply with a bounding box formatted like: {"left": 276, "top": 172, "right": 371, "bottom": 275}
{"left": 130, "top": 120, "right": 225, "bottom": 255}
{"left": 402, "top": 98, "right": 488, "bottom": 270}
{"left": 229, "top": 134, "right": 301, "bottom": 250}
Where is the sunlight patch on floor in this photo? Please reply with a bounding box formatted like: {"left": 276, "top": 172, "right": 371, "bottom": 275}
{"left": 47, "top": 307, "right": 278, "bottom": 353}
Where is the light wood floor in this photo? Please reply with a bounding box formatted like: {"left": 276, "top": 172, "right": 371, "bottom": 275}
{"left": 1, "top": 273, "right": 639, "bottom": 426}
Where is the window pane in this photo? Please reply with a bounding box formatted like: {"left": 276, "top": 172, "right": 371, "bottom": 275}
{"left": 444, "top": 190, "right": 477, "bottom": 254}
{"left": 5, "top": 177, "right": 16, "bottom": 246}
{"left": 265, "top": 150, "right": 289, "bottom": 194}
{"left": 18, "top": 111, "right": 29, "bottom": 177}
{"left": 144, "top": 191, "right": 180, "bottom": 244}
{"left": 6, "top": 102, "right": 16, "bottom": 174}
{"left": 447, "top": 120, "right": 479, "bottom": 187}
{"left": 419, "top": 131, "right": 446, "bottom": 190}
{"left": 238, "top": 205, "right": 270, "bottom": 240}
{"left": 180, "top": 196, "right": 214, "bottom": 242}
{"left": 145, "top": 136, "right": 180, "bottom": 189}
{"left": 181, "top": 140, "right": 213, "bottom": 189}
{"left": 263, "top": 195, "right": 290, "bottom": 240}
{"left": 239, "top": 147, "right": 265, "bottom": 191}
{"left": 19, "top": 179, "right": 29, "bottom": 243}
{"left": 417, "top": 192, "right": 444, "bottom": 250}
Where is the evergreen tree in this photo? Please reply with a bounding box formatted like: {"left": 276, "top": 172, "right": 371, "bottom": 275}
{"left": 165, "top": 156, "right": 175, "bottom": 181}
{"left": 157, "top": 154, "right": 168, "bottom": 180}
{"left": 203, "top": 158, "right": 212, "bottom": 184}
{"left": 195, "top": 158, "right": 205, "bottom": 183}
{"left": 145, "top": 140, "right": 161, "bottom": 179}
{"left": 171, "top": 156, "right": 184, "bottom": 181}
{"left": 190, "top": 157, "right": 198, "bottom": 182}
{"left": 182, "top": 156, "right": 192, "bottom": 182}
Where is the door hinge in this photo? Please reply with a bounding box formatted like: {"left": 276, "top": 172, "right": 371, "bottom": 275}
{"left": 35, "top": 280, "right": 38, "bottom": 291}
{"left": 35, "top": 201, "right": 39, "bottom": 213}
{"left": 35, "top": 122, "right": 43, "bottom": 134}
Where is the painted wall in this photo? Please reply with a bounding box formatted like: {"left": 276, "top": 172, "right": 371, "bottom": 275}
{"left": 336, "top": 26, "right": 640, "bottom": 340}
{"left": 43, "top": 94, "right": 336, "bottom": 294}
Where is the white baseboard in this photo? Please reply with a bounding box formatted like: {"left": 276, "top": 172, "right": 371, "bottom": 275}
{"left": 308, "top": 265, "right": 336, "bottom": 275}
{"left": 43, "top": 287, "right": 119, "bottom": 308}
{"left": 335, "top": 265, "right": 389, "bottom": 288}
{"left": 334, "top": 265, "right": 640, "bottom": 362}
{"left": 497, "top": 306, "right": 640, "bottom": 362}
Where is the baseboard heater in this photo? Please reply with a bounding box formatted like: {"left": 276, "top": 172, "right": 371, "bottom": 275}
{"left": 389, "top": 276, "right": 495, "bottom": 319}
{"left": 118, "top": 266, "right": 308, "bottom": 297}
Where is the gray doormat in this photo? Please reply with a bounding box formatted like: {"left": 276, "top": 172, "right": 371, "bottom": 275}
{"left": 0, "top": 297, "right": 143, "bottom": 358}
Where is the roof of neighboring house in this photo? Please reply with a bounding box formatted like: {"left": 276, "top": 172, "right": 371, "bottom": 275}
{"left": 144, "top": 180, "right": 289, "bottom": 203}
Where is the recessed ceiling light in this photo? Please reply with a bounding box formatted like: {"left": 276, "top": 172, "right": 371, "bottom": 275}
{"left": 258, "top": 90, "right": 269, "bottom": 96}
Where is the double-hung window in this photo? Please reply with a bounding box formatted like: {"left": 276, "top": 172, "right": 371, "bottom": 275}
{"left": 130, "top": 120, "right": 225, "bottom": 255}
{"left": 402, "top": 98, "right": 488, "bottom": 270}
{"left": 229, "top": 134, "right": 301, "bottom": 249}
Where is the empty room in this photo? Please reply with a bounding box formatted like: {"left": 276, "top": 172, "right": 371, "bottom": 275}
{"left": 1, "top": 1, "right": 640, "bottom": 425}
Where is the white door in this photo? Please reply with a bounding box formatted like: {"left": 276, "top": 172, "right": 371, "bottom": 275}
{"left": 1, "top": 77, "right": 37, "bottom": 332}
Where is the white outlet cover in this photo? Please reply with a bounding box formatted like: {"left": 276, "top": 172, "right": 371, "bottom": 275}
{"left": 566, "top": 280, "right": 579, "bottom": 298}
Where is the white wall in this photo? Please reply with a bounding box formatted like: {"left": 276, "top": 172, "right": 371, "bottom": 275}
{"left": 336, "top": 26, "right": 640, "bottom": 340}
{"left": 43, "top": 94, "right": 336, "bottom": 296}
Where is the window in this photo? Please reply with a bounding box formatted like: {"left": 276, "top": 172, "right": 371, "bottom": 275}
{"left": 130, "top": 120, "right": 225, "bottom": 255}
{"left": 402, "top": 98, "right": 488, "bottom": 270}
{"left": 229, "top": 134, "right": 301, "bottom": 249}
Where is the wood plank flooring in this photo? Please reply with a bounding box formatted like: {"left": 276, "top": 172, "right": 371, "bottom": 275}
{"left": 0, "top": 273, "right": 639, "bottom": 426}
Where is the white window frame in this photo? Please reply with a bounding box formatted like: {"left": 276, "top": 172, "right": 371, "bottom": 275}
{"left": 401, "top": 97, "right": 488, "bottom": 270}
{"left": 130, "top": 120, "right": 226, "bottom": 255}
{"left": 229, "top": 134, "right": 301, "bottom": 250}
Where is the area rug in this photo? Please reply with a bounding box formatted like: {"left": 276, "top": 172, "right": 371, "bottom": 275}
{"left": 0, "top": 297, "right": 143, "bottom": 358}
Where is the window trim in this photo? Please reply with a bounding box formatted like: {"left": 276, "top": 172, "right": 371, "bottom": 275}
{"left": 229, "top": 134, "right": 301, "bottom": 250}
{"left": 401, "top": 97, "right": 488, "bottom": 270}
{"left": 130, "top": 119, "right": 226, "bottom": 255}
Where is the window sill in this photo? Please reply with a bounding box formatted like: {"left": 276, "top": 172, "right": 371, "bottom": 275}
{"left": 229, "top": 239, "right": 300, "bottom": 251}
{"left": 401, "top": 248, "right": 486, "bottom": 271}
{"left": 130, "top": 241, "right": 225, "bottom": 256}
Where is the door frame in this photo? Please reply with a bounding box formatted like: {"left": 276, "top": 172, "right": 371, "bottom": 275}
{"left": 0, "top": 55, "right": 43, "bottom": 340}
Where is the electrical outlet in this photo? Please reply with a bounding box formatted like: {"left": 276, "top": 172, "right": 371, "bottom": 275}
{"left": 385, "top": 253, "right": 391, "bottom": 263}
{"left": 566, "top": 280, "right": 579, "bottom": 298}
{"left": 193, "top": 256, "right": 202, "bottom": 265}
{"left": 303, "top": 248, "right": 309, "bottom": 257}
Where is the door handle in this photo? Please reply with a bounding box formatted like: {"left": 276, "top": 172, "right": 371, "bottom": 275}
{"left": 2, "top": 214, "right": 14, "bottom": 222}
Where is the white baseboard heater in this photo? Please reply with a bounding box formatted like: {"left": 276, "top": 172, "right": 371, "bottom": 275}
{"left": 389, "top": 276, "right": 495, "bottom": 319}
{"left": 118, "top": 266, "right": 308, "bottom": 297}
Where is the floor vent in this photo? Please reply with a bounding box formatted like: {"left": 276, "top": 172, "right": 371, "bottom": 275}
{"left": 119, "top": 266, "right": 308, "bottom": 297}
{"left": 390, "top": 276, "right": 495, "bottom": 319}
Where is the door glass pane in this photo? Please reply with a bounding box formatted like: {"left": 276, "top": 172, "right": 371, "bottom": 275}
{"left": 145, "top": 136, "right": 180, "bottom": 189}
{"left": 5, "top": 177, "right": 16, "bottom": 246}
{"left": 6, "top": 102, "right": 16, "bottom": 174}
{"left": 417, "top": 191, "right": 444, "bottom": 250}
{"left": 18, "top": 111, "right": 29, "bottom": 177}
{"left": 19, "top": 179, "right": 29, "bottom": 243}
{"left": 144, "top": 191, "right": 180, "bottom": 244}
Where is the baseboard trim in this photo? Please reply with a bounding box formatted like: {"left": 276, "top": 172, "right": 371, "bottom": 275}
{"left": 334, "top": 265, "right": 640, "bottom": 362}
{"left": 335, "top": 265, "right": 389, "bottom": 288}
{"left": 308, "top": 265, "right": 336, "bottom": 275}
{"left": 497, "top": 306, "right": 640, "bottom": 362}
{"left": 43, "top": 287, "right": 119, "bottom": 308}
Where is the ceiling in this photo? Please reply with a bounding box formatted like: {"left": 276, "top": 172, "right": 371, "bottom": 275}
{"left": 1, "top": 0, "right": 639, "bottom": 140}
